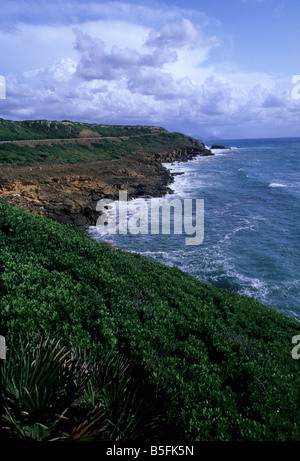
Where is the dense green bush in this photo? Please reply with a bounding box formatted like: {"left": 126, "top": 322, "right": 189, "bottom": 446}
{"left": 0, "top": 132, "right": 186, "bottom": 166}
{"left": 0, "top": 199, "right": 300, "bottom": 441}
{"left": 0, "top": 139, "right": 131, "bottom": 165}
{"left": 0, "top": 119, "right": 158, "bottom": 141}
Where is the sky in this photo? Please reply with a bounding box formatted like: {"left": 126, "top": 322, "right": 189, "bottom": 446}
{"left": 0, "top": 0, "right": 300, "bottom": 139}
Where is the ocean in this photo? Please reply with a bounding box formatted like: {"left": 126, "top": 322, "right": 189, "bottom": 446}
{"left": 89, "top": 137, "right": 300, "bottom": 321}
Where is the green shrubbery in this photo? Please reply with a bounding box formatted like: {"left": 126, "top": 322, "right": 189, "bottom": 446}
{"left": 0, "top": 130, "right": 187, "bottom": 166}
{"left": 0, "top": 140, "right": 130, "bottom": 166}
{"left": 1, "top": 199, "right": 300, "bottom": 441}
{"left": 0, "top": 119, "right": 158, "bottom": 141}
{"left": 0, "top": 118, "right": 189, "bottom": 166}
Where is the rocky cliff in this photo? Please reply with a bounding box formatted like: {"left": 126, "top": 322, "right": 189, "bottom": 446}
{"left": 0, "top": 131, "right": 212, "bottom": 230}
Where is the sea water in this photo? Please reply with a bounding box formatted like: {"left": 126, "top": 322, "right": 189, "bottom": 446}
{"left": 89, "top": 137, "right": 300, "bottom": 321}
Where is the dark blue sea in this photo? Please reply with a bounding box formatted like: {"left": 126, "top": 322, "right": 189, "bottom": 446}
{"left": 89, "top": 137, "right": 300, "bottom": 321}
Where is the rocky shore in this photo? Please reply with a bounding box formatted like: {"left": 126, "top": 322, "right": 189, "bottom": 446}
{"left": 0, "top": 137, "right": 212, "bottom": 230}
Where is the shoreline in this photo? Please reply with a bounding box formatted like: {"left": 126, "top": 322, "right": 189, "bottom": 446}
{"left": 0, "top": 137, "right": 213, "bottom": 230}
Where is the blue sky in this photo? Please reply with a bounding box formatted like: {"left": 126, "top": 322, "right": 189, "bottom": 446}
{"left": 0, "top": 0, "right": 299, "bottom": 139}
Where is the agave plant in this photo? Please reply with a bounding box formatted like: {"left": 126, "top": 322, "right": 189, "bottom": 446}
{"left": 1, "top": 334, "right": 171, "bottom": 441}
{"left": 1, "top": 335, "right": 93, "bottom": 440}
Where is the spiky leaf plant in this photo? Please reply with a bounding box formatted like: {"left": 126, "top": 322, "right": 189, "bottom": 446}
{"left": 1, "top": 335, "right": 172, "bottom": 441}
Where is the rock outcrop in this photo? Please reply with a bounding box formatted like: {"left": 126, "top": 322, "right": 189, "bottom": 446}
{"left": 210, "top": 144, "right": 227, "bottom": 149}
{"left": 0, "top": 138, "right": 212, "bottom": 230}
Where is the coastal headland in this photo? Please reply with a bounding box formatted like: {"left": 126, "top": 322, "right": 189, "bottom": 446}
{"left": 0, "top": 119, "right": 212, "bottom": 229}
{"left": 1, "top": 119, "right": 300, "bottom": 442}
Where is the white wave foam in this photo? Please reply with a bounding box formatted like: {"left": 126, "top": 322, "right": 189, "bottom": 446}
{"left": 269, "top": 183, "right": 287, "bottom": 188}
{"left": 224, "top": 224, "right": 255, "bottom": 240}
{"left": 210, "top": 148, "right": 231, "bottom": 155}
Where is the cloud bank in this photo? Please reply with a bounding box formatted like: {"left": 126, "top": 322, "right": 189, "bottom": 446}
{"left": 0, "top": 0, "right": 299, "bottom": 139}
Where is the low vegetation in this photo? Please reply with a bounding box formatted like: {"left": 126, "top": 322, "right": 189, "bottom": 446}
{"left": 1, "top": 199, "right": 300, "bottom": 441}
{"left": 0, "top": 118, "right": 187, "bottom": 166}
{"left": 0, "top": 118, "right": 162, "bottom": 141}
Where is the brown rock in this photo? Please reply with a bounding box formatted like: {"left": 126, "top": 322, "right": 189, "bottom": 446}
{"left": 0, "top": 141, "right": 212, "bottom": 230}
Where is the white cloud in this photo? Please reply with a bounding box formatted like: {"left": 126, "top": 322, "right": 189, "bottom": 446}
{"left": 73, "top": 27, "right": 177, "bottom": 81}
{"left": 145, "top": 18, "right": 216, "bottom": 50}
{"left": 0, "top": 0, "right": 299, "bottom": 138}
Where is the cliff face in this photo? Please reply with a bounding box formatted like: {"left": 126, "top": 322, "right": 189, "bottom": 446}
{"left": 0, "top": 136, "right": 212, "bottom": 230}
